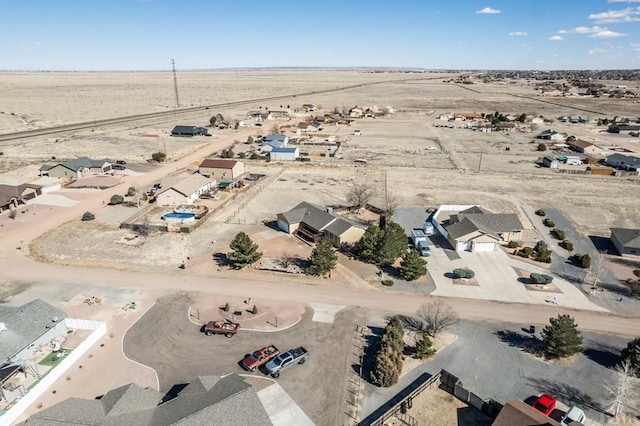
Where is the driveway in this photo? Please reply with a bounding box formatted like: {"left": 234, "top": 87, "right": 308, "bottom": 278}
{"left": 123, "top": 292, "right": 358, "bottom": 426}
{"left": 361, "top": 319, "right": 630, "bottom": 425}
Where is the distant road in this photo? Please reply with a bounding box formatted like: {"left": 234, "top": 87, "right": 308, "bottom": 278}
{"left": 0, "top": 76, "right": 442, "bottom": 142}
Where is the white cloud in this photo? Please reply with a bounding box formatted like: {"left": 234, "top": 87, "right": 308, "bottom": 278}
{"left": 509, "top": 31, "right": 528, "bottom": 36}
{"left": 476, "top": 7, "right": 501, "bottom": 14}
{"left": 590, "top": 30, "right": 627, "bottom": 38}
{"left": 549, "top": 35, "right": 563, "bottom": 41}
{"left": 631, "top": 42, "right": 640, "bottom": 50}
{"left": 588, "top": 7, "right": 640, "bottom": 23}
{"left": 589, "top": 47, "right": 608, "bottom": 54}
{"left": 559, "top": 26, "right": 605, "bottom": 34}
{"left": 608, "top": 0, "right": 640, "bottom": 3}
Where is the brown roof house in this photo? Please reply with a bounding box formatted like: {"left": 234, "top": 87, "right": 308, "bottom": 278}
{"left": 277, "top": 202, "right": 366, "bottom": 247}
{"left": 0, "top": 183, "right": 42, "bottom": 213}
{"left": 443, "top": 206, "right": 524, "bottom": 252}
{"left": 20, "top": 374, "right": 272, "bottom": 426}
{"left": 39, "top": 157, "right": 112, "bottom": 180}
{"left": 155, "top": 174, "right": 212, "bottom": 206}
{"left": 198, "top": 159, "right": 244, "bottom": 179}
{"left": 492, "top": 400, "right": 561, "bottom": 426}
{"left": 567, "top": 139, "right": 603, "bottom": 155}
{"left": 610, "top": 228, "right": 640, "bottom": 257}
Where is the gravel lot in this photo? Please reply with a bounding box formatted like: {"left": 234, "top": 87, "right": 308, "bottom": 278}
{"left": 122, "top": 292, "right": 362, "bottom": 426}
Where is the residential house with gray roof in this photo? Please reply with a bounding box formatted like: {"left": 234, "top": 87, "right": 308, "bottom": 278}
{"left": 277, "top": 201, "right": 366, "bottom": 247}
{"left": 39, "top": 157, "right": 112, "bottom": 180}
{"left": 610, "top": 228, "right": 640, "bottom": 257}
{"left": 20, "top": 374, "right": 272, "bottom": 426}
{"left": 0, "top": 183, "right": 42, "bottom": 212}
{"left": 155, "top": 173, "right": 212, "bottom": 206}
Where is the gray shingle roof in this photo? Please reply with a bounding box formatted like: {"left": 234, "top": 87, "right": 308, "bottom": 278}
{"left": 0, "top": 183, "right": 42, "bottom": 206}
{"left": 22, "top": 374, "right": 272, "bottom": 426}
{"left": 446, "top": 217, "right": 483, "bottom": 240}
{"left": 446, "top": 212, "right": 523, "bottom": 240}
{"left": 325, "top": 217, "right": 358, "bottom": 236}
{"left": 285, "top": 202, "right": 336, "bottom": 232}
{"left": 0, "top": 299, "right": 67, "bottom": 362}
{"left": 63, "top": 157, "right": 111, "bottom": 171}
{"left": 611, "top": 228, "right": 640, "bottom": 249}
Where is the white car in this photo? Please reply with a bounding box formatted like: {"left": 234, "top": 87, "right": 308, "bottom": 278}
{"left": 561, "top": 406, "right": 585, "bottom": 426}
{"left": 426, "top": 146, "right": 437, "bottom": 151}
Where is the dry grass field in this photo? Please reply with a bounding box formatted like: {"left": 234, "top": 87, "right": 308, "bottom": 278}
{"left": 2, "top": 70, "right": 639, "bottom": 270}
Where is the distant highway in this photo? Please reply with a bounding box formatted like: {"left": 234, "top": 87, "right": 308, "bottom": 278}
{"left": 0, "top": 76, "right": 443, "bottom": 142}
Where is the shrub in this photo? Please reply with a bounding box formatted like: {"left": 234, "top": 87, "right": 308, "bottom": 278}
{"left": 109, "top": 194, "right": 124, "bottom": 205}
{"left": 382, "top": 279, "right": 394, "bottom": 286}
{"left": 535, "top": 209, "right": 546, "bottom": 216}
{"left": 127, "top": 187, "right": 136, "bottom": 197}
{"left": 516, "top": 249, "right": 529, "bottom": 258}
{"left": 507, "top": 240, "right": 519, "bottom": 249}
{"left": 81, "top": 211, "right": 95, "bottom": 221}
{"left": 0, "top": 152, "right": 3, "bottom": 156}
{"left": 415, "top": 334, "right": 436, "bottom": 359}
{"left": 530, "top": 273, "right": 553, "bottom": 284}
{"left": 452, "top": 268, "right": 475, "bottom": 279}
{"left": 571, "top": 253, "right": 591, "bottom": 269}
{"left": 223, "top": 303, "right": 229, "bottom": 312}
{"left": 537, "top": 143, "right": 547, "bottom": 151}
{"left": 521, "top": 246, "right": 534, "bottom": 257}
{"left": 543, "top": 218, "right": 555, "bottom": 227}
{"left": 560, "top": 240, "right": 574, "bottom": 251}
{"left": 250, "top": 152, "right": 260, "bottom": 160}
{"left": 238, "top": 152, "right": 246, "bottom": 159}
{"left": 251, "top": 305, "right": 257, "bottom": 314}
{"left": 151, "top": 151, "right": 166, "bottom": 162}
{"left": 551, "top": 229, "right": 565, "bottom": 240}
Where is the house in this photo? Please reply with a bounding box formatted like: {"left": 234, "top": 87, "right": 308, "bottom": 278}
{"left": 171, "top": 126, "right": 211, "bottom": 137}
{"left": 454, "top": 112, "right": 482, "bottom": 121}
{"left": 270, "top": 147, "right": 299, "bottom": 161}
{"left": 39, "top": 157, "right": 112, "bottom": 180}
{"left": 0, "top": 299, "right": 67, "bottom": 364}
{"left": 494, "top": 123, "right": 515, "bottom": 132}
{"left": 198, "top": 159, "right": 244, "bottom": 179}
{"left": 348, "top": 106, "right": 363, "bottom": 118}
{"left": 277, "top": 202, "right": 366, "bottom": 247}
{"left": 20, "top": 374, "right": 272, "bottom": 426}
{"left": 268, "top": 109, "right": 291, "bottom": 120}
{"left": 541, "top": 156, "right": 560, "bottom": 169}
{"left": 567, "top": 139, "right": 602, "bottom": 155}
{"left": 0, "top": 183, "right": 42, "bottom": 212}
{"left": 492, "top": 400, "right": 561, "bottom": 426}
{"left": 605, "top": 153, "right": 640, "bottom": 170}
{"left": 262, "top": 134, "right": 289, "bottom": 149}
{"left": 302, "top": 103, "right": 316, "bottom": 112}
{"left": 610, "top": 228, "right": 640, "bottom": 256}
{"left": 435, "top": 206, "right": 524, "bottom": 252}
{"left": 156, "top": 174, "right": 212, "bottom": 206}
{"left": 537, "top": 129, "right": 568, "bottom": 142}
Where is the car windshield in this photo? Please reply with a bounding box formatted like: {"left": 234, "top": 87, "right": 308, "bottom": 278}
{"left": 535, "top": 401, "right": 549, "bottom": 411}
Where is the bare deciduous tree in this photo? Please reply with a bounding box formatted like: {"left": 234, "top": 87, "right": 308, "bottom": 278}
{"left": 346, "top": 183, "right": 375, "bottom": 212}
{"left": 417, "top": 300, "right": 459, "bottom": 337}
{"left": 383, "top": 193, "right": 401, "bottom": 219}
{"left": 591, "top": 250, "right": 608, "bottom": 289}
{"left": 605, "top": 359, "right": 639, "bottom": 418}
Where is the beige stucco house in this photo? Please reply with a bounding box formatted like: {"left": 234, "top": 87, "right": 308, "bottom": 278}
{"left": 198, "top": 159, "right": 244, "bottom": 179}
{"left": 39, "top": 157, "right": 112, "bottom": 180}
{"left": 156, "top": 174, "right": 212, "bottom": 206}
{"left": 0, "top": 183, "right": 42, "bottom": 212}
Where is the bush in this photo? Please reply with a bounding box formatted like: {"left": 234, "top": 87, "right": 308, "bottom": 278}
{"left": 382, "top": 279, "right": 394, "bottom": 286}
{"left": 507, "top": 240, "right": 519, "bottom": 249}
{"left": 516, "top": 249, "right": 529, "bottom": 258}
{"left": 0, "top": 152, "right": 3, "bottom": 156}
{"left": 250, "top": 152, "right": 260, "bottom": 160}
{"left": 543, "top": 218, "right": 555, "bottom": 227}
{"left": 151, "top": 151, "right": 166, "bottom": 162}
{"left": 537, "top": 143, "right": 547, "bottom": 151}
{"left": 530, "top": 273, "right": 553, "bottom": 284}
{"left": 521, "top": 246, "right": 534, "bottom": 257}
{"left": 571, "top": 253, "right": 591, "bottom": 269}
{"left": 535, "top": 209, "right": 546, "bottom": 216}
{"left": 452, "top": 268, "right": 475, "bottom": 279}
{"left": 560, "top": 240, "right": 574, "bottom": 251}
{"left": 81, "top": 211, "right": 95, "bottom": 221}
{"left": 251, "top": 305, "right": 258, "bottom": 314}
{"left": 109, "top": 194, "right": 124, "bottom": 205}
{"left": 238, "top": 152, "right": 246, "bottom": 159}
{"left": 223, "top": 303, "right": 229, "bottom": 312}
{"left": 415, "top": 334, "right": 436, "bottom": 359}
{"left": 127, "top": 187, "right": 136, "bottom": 197}
{"left": 534, "top": 241, "right": 548, "bottom": 253}
{"left": 551, "top": 229, "right": 565, "bottom": 240}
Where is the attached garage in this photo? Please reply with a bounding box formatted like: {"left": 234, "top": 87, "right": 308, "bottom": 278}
{"left": 472, "top": 241, "right": 497, "bottom": 252}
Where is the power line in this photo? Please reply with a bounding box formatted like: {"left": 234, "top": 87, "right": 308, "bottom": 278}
{"left": 171, "top": 58, "right": 180, "bottom": 108}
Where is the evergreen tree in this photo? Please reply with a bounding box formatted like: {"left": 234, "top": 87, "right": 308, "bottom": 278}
{"left": 356, "top": 225, "right": 382, "bottom": 264}
{"left": 541, "top": 314, "right": 583, "bottom": 358}
{"left": 227, "top": 232, "right": 262, "bottom": 268}
{"left": 621, "top": 337, "right": 640, "bottom": 377}
{"left": 399, "top": 249, "right": 427, "bottom": 281}
{"left": 370, "top": 317, "right": 404, "bottom": 387}
{"left": 377, "top": 222, "right": 408, "bottom": 266}
{"left": 306, "top": 237, "right": 337, "bottom": 276}
{"left": 415, "top": 334, "right": 436, "bottom": 359}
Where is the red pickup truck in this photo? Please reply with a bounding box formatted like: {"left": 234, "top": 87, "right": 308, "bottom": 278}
{"left": 203, "top": 320, "right": 240, "bottom": 338}
{"left": 242, "top": 345, "right": 280, "bottom": 371}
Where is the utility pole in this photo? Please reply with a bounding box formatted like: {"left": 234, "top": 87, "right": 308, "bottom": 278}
{"left": 171, "top": 58, "right": 180, "bottom": 108}
{"left": 477, "top": 150, "right": 484, "bottom": 173}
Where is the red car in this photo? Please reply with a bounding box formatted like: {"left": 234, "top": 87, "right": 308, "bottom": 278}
{"left": 242, "top": 345, "right": 280, "bottom": 371}
{"left": 532, "top": 393, "right": 557, "bottom": 416}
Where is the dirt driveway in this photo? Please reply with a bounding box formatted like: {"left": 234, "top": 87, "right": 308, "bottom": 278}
{"left": 122, "top": 292, "right": 361, "bottom": 426}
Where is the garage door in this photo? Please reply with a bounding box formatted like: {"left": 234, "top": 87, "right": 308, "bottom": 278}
{"left": 457, "top": 241, "right": 471, "bottom": 251}
{"left": 473, "top": 242, "right": 496, "bottom": 252}
{"left": 276, "top": 219, "right": 290, "bottom": 233}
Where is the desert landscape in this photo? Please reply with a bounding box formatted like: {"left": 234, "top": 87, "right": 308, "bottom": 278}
{"left": 2, "top": 69, "right": 640, "bottom": 426}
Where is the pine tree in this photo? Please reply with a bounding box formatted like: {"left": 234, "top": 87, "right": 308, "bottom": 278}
{"left": 227, "top": 232, "right": 262, "bottom": 268}
{"left": 541, "top": 314, "right": 583, "bottom": 358}
{"left": 370, "top": 317, "right": 404, "bottom": 387}
{"left": 377, "top": 222, "right": 408, "bottom": 266}
{"left": 356, "top": 225, "right": 381, "bottom": 264}
{"left": 415, "top": 334, "right": 436, "bottom": 359}
{"left": 306, "top": 236, "right": 337, "bottom": 276}
{"left": 621, "top": 337, "right": 640, "bottom": 377}
{"left": 399, "top": 249, "right": 427, "bottom": 281}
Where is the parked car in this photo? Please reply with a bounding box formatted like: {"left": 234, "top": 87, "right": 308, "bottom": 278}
{"left": 115, "top": 160, "right": 127, "bottom": 165}
{"left": 112, "top": 164, "right": 126, "bottom": 170}
{"left": 265, "top": 346, "right": 308, "bottom": 378}
{"left": 532, "top": 393, "right": 556, "bottom": 416}
{"left": 242, "top": 345, "right": 280, "bottom": 372}
{"left": 561, "top": 406, "right": 586, "bottom": 426}
{"left": 202, "top": 320, "right": 240, "bottom": 338}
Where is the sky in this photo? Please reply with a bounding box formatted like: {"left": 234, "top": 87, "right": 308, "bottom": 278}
{"left": 1, "top": 0, "right": 639, "bottom": 71}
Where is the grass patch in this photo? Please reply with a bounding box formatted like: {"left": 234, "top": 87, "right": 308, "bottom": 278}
{"left": 38, "top": 349, "right": 72, "bottom": 366}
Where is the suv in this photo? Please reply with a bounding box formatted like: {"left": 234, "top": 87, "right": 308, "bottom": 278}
{"left": 532, "top": 393, "right": 556, "bottom": 416}
{"left": 561, "top": 406, "right": 585, "bottom": 425}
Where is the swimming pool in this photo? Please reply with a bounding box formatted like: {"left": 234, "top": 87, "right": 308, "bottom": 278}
{"left": 162, "top": 211, "right": 195, "bottom": 219}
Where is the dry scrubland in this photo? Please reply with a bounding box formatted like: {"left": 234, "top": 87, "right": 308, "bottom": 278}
{"left": 1, "top": 71, "right": 639, "bottom": 267}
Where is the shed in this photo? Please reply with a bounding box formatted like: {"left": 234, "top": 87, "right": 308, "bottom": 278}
{"left": 270, "top": 147, "right": 299, "bottom": 161}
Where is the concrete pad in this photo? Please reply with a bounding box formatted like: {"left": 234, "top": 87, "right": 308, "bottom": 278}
{"left": 27, "top": 194, "right": 79, "bottom": 207}
{"left": 257, "top": 229, "right": 283, "bottom": 241}
{"left": 309, "top": 303, "right": 345, "bottom": 323}
{"left": 258, "top": 381, "right": 314, "bottom": 426}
